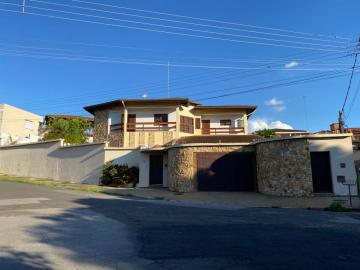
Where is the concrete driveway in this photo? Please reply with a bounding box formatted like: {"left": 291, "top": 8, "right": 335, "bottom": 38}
{"left": 0, "top": 181, "right": 360, "bottom": 269}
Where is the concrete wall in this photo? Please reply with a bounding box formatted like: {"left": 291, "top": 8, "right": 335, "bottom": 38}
{"left": 0, "top": 140, "right": 105, "bottom": 184}
{"left": 309, "top": 136, "right": 358, "bottom": 196}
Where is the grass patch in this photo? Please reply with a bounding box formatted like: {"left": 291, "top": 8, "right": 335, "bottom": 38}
{"left": 325, "top": 201, "right": 349, "bottom": 212}
{"left": 0, "top": 175, "right": 106, "bottom": 193}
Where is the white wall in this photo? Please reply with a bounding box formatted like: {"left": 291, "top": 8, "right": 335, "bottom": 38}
{"left": 309, "top": 137, "right": 358, "bottom": 196}
{"left": 104, "top": 148, "right": 140, "bottom": 167}
{"left": 127, "top": 107, "right": 177, "bottom": 123}
{"left": 138, "top": 152, "right": 150, "bottom": 187}
{"left": 201, "top": 113, "right": 246, "bottom": 128}
{"left": 0, "top": 141, "right": 106, "bottom": 184}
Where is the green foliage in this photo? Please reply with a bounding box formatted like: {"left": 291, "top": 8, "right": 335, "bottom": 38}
{"left": 255, "top": 129, "right": 278, "bottom": 138}
{"left": 100, "top": 162, "right": 139, "bottom": 187}
{"left": 325, "top": 201, "right": 349, "bottom": 212}
{"left": 44, "top": 118, "right": 92, "bottom": 144}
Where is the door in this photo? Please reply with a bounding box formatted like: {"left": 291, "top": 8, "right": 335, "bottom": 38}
{"left": 196, "top": 152, "right": 256, "bottom": 191}
{"left": 310, "top": 152, "right": 333, "bottom": 193}
{"left": 202, "top": 120, "right": 210, "bottom": 134}
{"left": 149, "top": 155, "right": 163, "bottom": 185}
{"left": 127, "top": 114, "right": 136, "bottom": 131}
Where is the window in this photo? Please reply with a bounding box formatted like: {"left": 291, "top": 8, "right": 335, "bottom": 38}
{"left": 220, "top": 119, "right": 231, "bottom": 126}
{"left": 154, "top": 114, "right": 168, "bottom": 126}
{"left": 236, "top": 118, "right": 244, "bottom": 128}
{"left": 195, "top": 118, "right": 201, "bottom": 129}
{"left": 108, "top": 111, "right": 122, "bottom": 132}
{"left": 25, "top": 120, "right": 34, "bottom": 130}
{"left": 180, "top": 116, "right": 194, "bottom": 134}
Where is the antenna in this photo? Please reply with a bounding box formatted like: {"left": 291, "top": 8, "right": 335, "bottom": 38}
{"left": 168, "top": 61, "right": 170, "bottom": 98}
{"left": 22, "top": 0, "right": 26, "bottom": 13}
{"left": 302, "top": 96, "right": 309, "bottom": 131}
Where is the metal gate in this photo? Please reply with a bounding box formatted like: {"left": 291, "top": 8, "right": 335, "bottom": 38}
{"left": 196, "top": 152, "right": 256, "bottom": 191}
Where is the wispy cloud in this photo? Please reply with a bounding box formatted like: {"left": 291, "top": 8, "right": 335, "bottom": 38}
{"left": 285, "top": 61, "right": 299, "bottom": 69}
{"left": 265, "top": 98, "right": 286, "bottom": 112}
{"left": 249, "top": 118, "right": 293, "bottom": 132}
{"left": 273, "top": 106, "right": 286, "bottom": 112}
{"left": 265, "top": 98, "right": 284, "bottom": 106}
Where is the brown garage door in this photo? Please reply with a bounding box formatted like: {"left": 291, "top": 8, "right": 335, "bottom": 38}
{"left": 196, "top": 152, "right": 256, "bottom": 191}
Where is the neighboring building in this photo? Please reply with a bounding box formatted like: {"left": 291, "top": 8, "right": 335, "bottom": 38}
{"left": 270, "top": 128, "right": 309, "bottom": 137}
{"left": 0, "top": 104, "right": 43, "bottom": 146}
{"left": 84, "top": 98, "right": 256, "bottom": 148}
{"left": 318, "top": 123, "right": 360, "bottom": 178}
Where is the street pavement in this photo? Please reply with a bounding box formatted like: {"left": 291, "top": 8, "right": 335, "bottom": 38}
{"left": 0, "top": 181, "right": 360, "bottom": 270}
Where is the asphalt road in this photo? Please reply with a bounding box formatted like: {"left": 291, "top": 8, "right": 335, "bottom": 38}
{"left": 0, "top": 181, "right": 360, "bottom": 270}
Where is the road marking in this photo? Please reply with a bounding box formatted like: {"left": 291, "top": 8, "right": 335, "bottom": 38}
{"left": 0, "top": 198, "right": 50, "bottom": 206}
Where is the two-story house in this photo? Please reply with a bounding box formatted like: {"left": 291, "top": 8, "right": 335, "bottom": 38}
{"left": 84, "top": 97, "right": 260, "bottom": 191}
{"left": 0, "top": 104, "right": 43, "bottom": 146}
{"left": 84, "top": 98, "right": 256, "bottom": 148}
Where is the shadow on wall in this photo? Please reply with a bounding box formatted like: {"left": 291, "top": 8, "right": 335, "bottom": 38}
{"left": 0, "top": 248, "right": 52, "bottom": 270}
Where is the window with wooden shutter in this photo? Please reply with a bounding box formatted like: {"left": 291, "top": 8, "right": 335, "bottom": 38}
{"left": 180, "top": 116, "right": 194, "bottom": 134}
{"left": 154, "top": 114, "right": 168, "bottom": 126}
{"left": 195, "top": 118, "right": 201, "bottom": 129}
{"left": 220, "top": 119, "right": 231, "bottom": 126}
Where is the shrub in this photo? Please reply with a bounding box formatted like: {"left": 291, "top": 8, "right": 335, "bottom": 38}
{"left": 100, "top": 162, "right": 139, "bottom": 187}
{"left": 325, "top": 201, "right": 349, "bottom": 212}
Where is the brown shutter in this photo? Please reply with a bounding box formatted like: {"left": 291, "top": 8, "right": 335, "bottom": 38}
{"left": 180, "top": 116, "right": 194, "bottom": 134}
{"left": 195, "top": 118, "right": 201, "bottom": 129}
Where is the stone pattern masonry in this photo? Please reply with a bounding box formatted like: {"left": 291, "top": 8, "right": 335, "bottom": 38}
{"left": 256, "top": 139, "right": 314, "bottom": 197}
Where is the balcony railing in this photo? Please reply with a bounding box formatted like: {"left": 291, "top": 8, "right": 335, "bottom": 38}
{"left": 110, "top": 122, "right": 176, "bottom": 132}
{"left": 202, "top": 127, "right": 245, "bottom": 135}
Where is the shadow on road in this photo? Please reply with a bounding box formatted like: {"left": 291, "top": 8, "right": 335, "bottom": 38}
{"left": 2, "top": 196, "right": 360, "bottom": 269}
{"left": 0, "top": 248, "right": 52, "bottom": 270}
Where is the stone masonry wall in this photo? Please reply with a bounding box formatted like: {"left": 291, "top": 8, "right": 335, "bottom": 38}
{"left": 256, "top": 139, "right": 313, "bottom": 197}
{"left": 93, "top": 110, "right": 109, "bottom": 143}
{"left": 167, "top": 145, "right": 254, "bottom": 192}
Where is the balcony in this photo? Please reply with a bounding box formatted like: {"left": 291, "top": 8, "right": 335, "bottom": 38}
{"left": 202, "top": 127, "right": 245, "bottom": 135}
{"left": 110, "top": 122, "right": 177, "bottom": 132}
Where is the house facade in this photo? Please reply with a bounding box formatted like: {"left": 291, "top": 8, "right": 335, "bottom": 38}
{"left": 84, "top": 98, "right": 255, "bottom": 148}
{"left": 83, "top": 97, "right": 358, "bottom": 197}
{"left": 0, "top": 104, "right": 43, "bottom": 146}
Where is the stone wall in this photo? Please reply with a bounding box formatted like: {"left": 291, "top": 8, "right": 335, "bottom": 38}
{"left": 93, "top": 110, "right": 109, "bottom": 143}
{"left": 256, "top": 139, "right": 313, "bottom": 197}
{"left": 167, "top": 145, "right": 254, "bottom": 192}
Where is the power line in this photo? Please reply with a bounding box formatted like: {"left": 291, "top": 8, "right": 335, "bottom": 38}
{"left": 346, "top": 79, "right": 360, "bottom": 120}
{"left": 29, "top": 0, "right": 353, "bottom": 47}
{"left": 196, "top": 71, "right": 357, "bottom": 101}
{"left": 0, "top": 42, "right": 353, "bottom": 66}
{"left": 0, "top": 47, "right": 356, "bottom": 71}
{"left": 69, "top": 0, "right": 352, "bottom": 41}
{"left": 0, "top": 6, "right": 351, "bottom": 53}
{"left": 341, "top": 38, "right": 360, "bottom": 115}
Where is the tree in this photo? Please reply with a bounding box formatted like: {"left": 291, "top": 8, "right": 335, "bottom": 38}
{"left": 255, "top": 129, "right": 278, "bottom": 138}
{"left": 43, "top": 118, "right": 92, "bottom": 144}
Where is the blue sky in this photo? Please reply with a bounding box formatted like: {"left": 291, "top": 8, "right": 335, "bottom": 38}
{"left": 0, "top": 0, "right": 359, "bottom": 131}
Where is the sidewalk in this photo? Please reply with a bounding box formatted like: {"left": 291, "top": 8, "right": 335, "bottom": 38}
{"left": 103, "top": 187, "right": 360, "bottom": 209}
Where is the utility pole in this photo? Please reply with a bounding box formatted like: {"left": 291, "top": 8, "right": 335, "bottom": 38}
{"left": 339, "top": 37, "right": 360, "bottom": 133}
